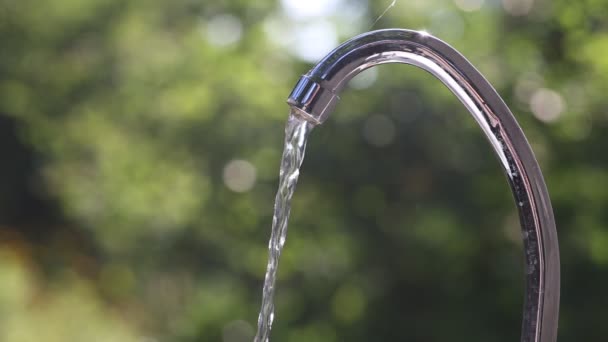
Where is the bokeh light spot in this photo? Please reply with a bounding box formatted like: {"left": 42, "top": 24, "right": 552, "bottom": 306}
{"left": 205, "top": 14, "right": 243, "bottom": 47}
{"left": 281, "top": 0, "right": 341, "bottom": 19}
{"left": 292, "top": 20, "right": 338, "bottom": 62}
{"left": 502, "top": 0, "right": 534, "bottom": 16}
{"left": 223, "top": 160, "right": 257, "bottom": 193}
{"left": 362, "top": 114, "right": 396, "bottom": 147}
{"left": 530, "top": 88, "right": 565, "bottom": 123}
{"left": 349, "top": 68, "right": 378, "bottom": 90}
{"left": 430, "top": 10, "right": 464, "bottom": 41}
{"left": 454, "top": 0, "right": 484, "bottom": 12}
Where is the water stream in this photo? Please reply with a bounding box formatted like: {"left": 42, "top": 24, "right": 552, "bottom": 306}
{"left": 253, "top": 112, "right": 315, "bottom": 342}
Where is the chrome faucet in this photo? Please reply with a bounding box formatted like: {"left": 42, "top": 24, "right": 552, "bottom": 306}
{"left": 287, "top": 29, "right": 560, "bottom": 342}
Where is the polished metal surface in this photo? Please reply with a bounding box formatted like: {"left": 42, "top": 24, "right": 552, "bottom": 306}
{"left": 287, "top": 29, "right": 560, "bottom": 342}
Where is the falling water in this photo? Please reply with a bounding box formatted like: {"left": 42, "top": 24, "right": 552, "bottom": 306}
{"left": 253, "top": 112, "right": 315, "bottom": 342}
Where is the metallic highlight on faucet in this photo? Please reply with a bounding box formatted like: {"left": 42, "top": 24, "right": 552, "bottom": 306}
{"left": 287, "top": 29, "right": 560, "bottom": 342}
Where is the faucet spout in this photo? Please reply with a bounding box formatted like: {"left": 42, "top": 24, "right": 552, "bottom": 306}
{"left": 287, "top": 29, "right": 559, "bottom": 342}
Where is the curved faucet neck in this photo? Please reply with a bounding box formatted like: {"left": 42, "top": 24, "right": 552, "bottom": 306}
{"left": 287, "top": 29, "right": 560, "bottom": 342}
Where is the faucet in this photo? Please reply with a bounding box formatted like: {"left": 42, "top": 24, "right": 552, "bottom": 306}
{"left": 286, "top": 29, "right": 560, "bottom": 342}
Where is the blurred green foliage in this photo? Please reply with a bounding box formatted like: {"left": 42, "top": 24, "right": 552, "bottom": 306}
{"left": 1, "top": 0, "right": 608, "bottom": 341}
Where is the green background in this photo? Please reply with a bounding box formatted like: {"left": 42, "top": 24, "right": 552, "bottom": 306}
{"left": 1, "top": 0, "right": 607, "bottom": 340}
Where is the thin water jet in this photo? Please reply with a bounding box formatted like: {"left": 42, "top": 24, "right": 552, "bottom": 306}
{"left": 254, "top": 112, "right": 314, "bottom": 342}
